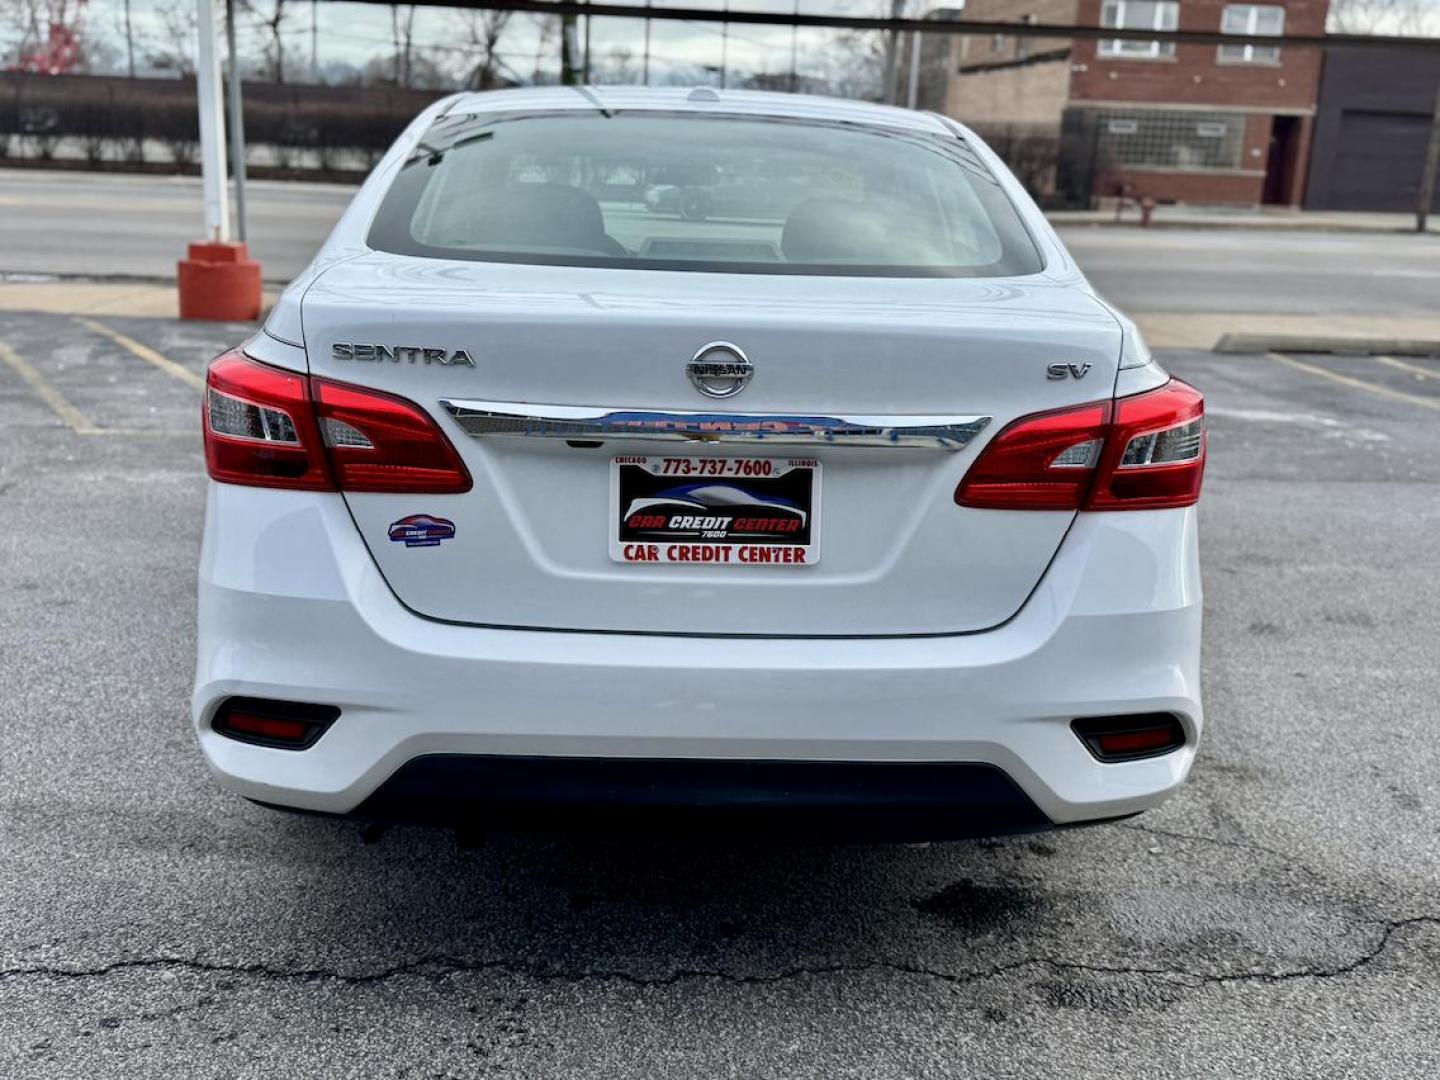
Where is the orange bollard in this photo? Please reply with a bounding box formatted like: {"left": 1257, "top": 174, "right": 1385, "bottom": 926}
{"left": 177, "top": 242, "right": 263, "bottom": 321}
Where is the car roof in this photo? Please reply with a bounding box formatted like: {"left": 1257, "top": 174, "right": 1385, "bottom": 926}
{"left": 439, "top": 86, "right": 957, "bottom": 136}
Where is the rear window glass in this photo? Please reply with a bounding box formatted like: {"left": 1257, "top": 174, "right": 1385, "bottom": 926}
{"left": 368, "top": 112, "right": 1043, "bottom": 278}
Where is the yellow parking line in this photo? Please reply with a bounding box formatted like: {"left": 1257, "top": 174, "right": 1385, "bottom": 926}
{"left": 76, "top": 317, "right": 205, "bottom": 391}
{"left": 0, "top": 340, "right": 104, "bottom": 434}
{"left": 1268, "top": 352, "right": 1440, "bottom": 412}
{"left": 87, "top": 429, "right": 194, "bottom": 437}
{"left": 1374, "top": 355, "right": 1439, "bottom": 381}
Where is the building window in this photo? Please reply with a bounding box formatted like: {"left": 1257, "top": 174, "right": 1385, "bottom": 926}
{"left": 1098, "top": 0, "right": 1180, "bottom": 60}
{"left": 1017, "top": 14, "right": 1037, "bottom": 60}
{"left": 1097, "top": 109, "right": 1246, "bottom": 170}
{"left": 1219, "top": 4, "right": 1284, "bottom": 63}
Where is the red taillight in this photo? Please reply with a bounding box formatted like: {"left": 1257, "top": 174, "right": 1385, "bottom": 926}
{"left": 203, "top": 351, "right": 470, "bottom": 494}
{"left": 311, "top": 378, "right": 471, "bottom": 494}
{"left": 954, "top": 400, "right": 1110, "bottom": 510}
{"left": 205, "top": 352, "right": 331, "bottom": 490}
{"left": 955, "top": 380, "right": 1205, "bottom": 511}
{"left": 1088, "top": 379, "right": 1206, "bottom": 511}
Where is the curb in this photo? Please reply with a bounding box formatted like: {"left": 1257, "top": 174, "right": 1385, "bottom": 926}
{"left": 1, "top": 268, "right": 292, "bottom": 288}
{"left": 1215, "top": 333, "right": 1440, "bottom": 357}
{"left": 1050, "top": 219, "right": 1440, "bottom": 236}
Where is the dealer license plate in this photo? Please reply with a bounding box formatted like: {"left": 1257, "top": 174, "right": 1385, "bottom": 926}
{"left": 610, "top": 456, "right": 820, "bottom": 566}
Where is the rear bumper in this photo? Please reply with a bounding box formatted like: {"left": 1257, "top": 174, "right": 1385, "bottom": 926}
{"left": 339, "top": 756, "right": 1057, "bottom": 841}
{"left": 193, "top": 484, "right": 1203, "bottom": 831}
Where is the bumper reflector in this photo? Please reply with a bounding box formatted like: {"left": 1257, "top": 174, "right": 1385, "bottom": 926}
{"left": 1071, "top": 714, "right": 1186, "bottom": 763}
{"left": 212, "top": 698, "right": 340, "bottom": 750}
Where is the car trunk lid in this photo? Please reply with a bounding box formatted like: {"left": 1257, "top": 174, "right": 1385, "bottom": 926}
{"left": 302, "top": 254, "right": 1120, "bottom": 636}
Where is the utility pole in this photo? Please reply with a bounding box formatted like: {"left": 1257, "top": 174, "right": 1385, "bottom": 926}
{"left": 788, "top": 0, "right": 798, "bottom": 92}
{"left": 123, "top": 0, "right": 135, "bottom": 77}
{"left": 720, "top": 0, "right": 728, "bottom": 89}
{"left": 583, "top": 1, "right": 592, "bottom": 83}
{"left": 179, "top": 0, "right": 260, "bottom": 321}
{"left": 642, "top": 0, "right": 651, "bottom": 85}
{"left": 561, "top": 13, "right": 581, "bottom": 85}
{"left": 905, "top": 28, "right": 921, "bottom": 109}
{"left": 195, "top": 0, "right": 229, "bottom": 242}
{"left": 881, "top": 0, "right": 906, "bottom": 105}
{"left": 226, "top": 0, "right": 248, "bottom": 242}
{"left": 1417, "top": 77, "right": 1440, "bottom": 233}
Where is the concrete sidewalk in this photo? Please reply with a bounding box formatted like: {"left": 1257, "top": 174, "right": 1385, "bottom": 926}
{"left": 1050, "top": 204, "right": 1440, "bottom": 234}
{"left": 0, "top": 279, "right": 278, "bottom": 320}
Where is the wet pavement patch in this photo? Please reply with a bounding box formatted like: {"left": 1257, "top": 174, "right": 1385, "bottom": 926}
{"left": 913, "top": 878, "right": 1046, "bottom": 933}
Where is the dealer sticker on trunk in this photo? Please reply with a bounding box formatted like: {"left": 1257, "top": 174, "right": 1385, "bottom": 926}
{"left": 610, "top": 456, "right": 820, "bottom": 566}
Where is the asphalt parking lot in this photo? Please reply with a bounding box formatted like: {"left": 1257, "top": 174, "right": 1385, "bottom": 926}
{"left": 2, "top": 311, "right": 1439, "bottom": 1078}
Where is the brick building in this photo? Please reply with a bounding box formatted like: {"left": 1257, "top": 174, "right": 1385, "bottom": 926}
{"left": 928, "top": 0, "right": 1330, "bottom": 206}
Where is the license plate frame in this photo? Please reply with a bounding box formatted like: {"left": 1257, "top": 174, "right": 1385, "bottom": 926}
{"left": 609, "top": 455, "right": 821, "bottom": 566}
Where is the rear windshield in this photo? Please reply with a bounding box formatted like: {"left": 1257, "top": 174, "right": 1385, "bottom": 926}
{"left": 368, "top": 111, "right": 1043, "bottom": 278}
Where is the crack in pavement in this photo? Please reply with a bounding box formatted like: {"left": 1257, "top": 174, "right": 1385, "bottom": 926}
{"left": 3, "top": 917, "right": 1436, "bottom": 996}
{"left": 1116, "top": 821, "right": 1325, "bottom": 881}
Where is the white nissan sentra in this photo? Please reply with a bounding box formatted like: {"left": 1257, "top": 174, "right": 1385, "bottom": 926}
{"left": 193, "top": 87, "right": 1204, "bottom": 840}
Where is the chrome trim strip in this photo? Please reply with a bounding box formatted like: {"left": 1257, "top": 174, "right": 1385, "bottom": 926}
{"left": 439, "top": 399, "right": 991, "bottom": 450}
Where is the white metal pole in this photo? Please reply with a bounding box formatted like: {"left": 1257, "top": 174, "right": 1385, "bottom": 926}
{"left": 720, "top": 0, "right": 728, "bottom": 90}
{"left": 642, "top": 0, "right": 651, "bottom": 85}
{"left": 226, "top": 0, "right": 247, "bottom": 243}
{"left": 195, "top": 0, "right": 230, "bottom": 242}
{"left": 789, "top": 0, "right": 798, "bottom": 93}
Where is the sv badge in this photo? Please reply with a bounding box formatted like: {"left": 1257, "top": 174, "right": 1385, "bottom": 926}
{"left": 1047, "top": 362, "right": 1093, "bottom": 381}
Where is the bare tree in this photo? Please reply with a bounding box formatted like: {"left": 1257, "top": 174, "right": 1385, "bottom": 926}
{"left": 2, "top": 0, "right": 84, "bottom": 68}
{"left": 1, "top": 0, "right": 45, "bottom": 63}
{"left": 823, "top": 26, "right": 888, "bottom": 101}
{"left": 145, "top": 0, "right": 197, "bottom": 75}
{"left": 1330, "top": 0, "right": 1440, "bottom": 34}
{"left": 360, "top": 48, "right": 449, "bottom": 90}
{"left": 121, "top": 0, "right": 134, "bottom": 75}
{"left": 530, "top": 12, "right": 558, "bottom": 83}
{"left": 454, "top": 8, "right": 513, "bottom": 90}
{"left": 599, "top": 46, "right": 638, "bottom": 85}
{"left": 78, "top": 25, "right": 122, "bottom": 73}
{"left": 387, "top": 4, "right": 419, "bottom": 87}
{"left": 243, "top": 0, "right": 290, "bottom": 83}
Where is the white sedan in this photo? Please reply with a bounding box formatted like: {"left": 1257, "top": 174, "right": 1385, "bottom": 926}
{"left": 193, "top": 86, "right": 1205, "bottom": 840}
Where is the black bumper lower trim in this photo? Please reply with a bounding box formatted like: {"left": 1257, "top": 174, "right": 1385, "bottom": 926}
{"left": 343, "top": 755, "right": 1055, "bottom": 841}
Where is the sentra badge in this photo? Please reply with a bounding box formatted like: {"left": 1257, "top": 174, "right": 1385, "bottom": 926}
{"left": 334, "top": 343, "right": 476, "bottom": 368}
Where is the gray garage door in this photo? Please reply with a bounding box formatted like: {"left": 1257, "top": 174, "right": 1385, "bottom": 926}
{"left": 1327, "top": 110, "right": 1439, "bottom": 212}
